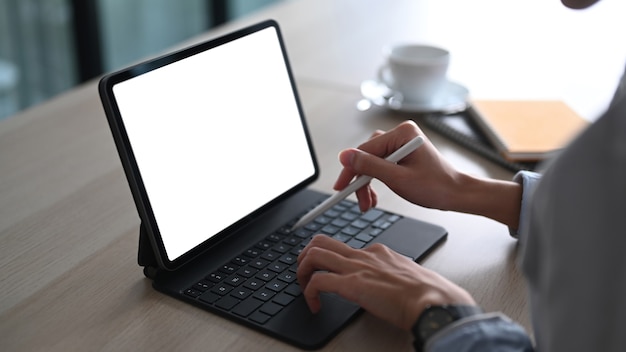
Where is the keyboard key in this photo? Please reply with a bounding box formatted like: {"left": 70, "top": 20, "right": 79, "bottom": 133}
{"left": 231, "top": 256, "right": 249, "bottom": 266}
{"left": 346, "top": 202, "right": 359, "bottom": 211}
{"left": 341, "top": 226, "right": 360, "bottom": 236}
{"left": 313, "top": 215, "right": 331, "bottom": 225}
{"left": 236, "top": 266, "right": 257, "bottom": 278}
{"left": 321, "top": 224, "right": 340, "bottom": 235}
{"left": 215, "top": 295, "right": 240, "bottom": 310}
{"left": 288, "top": 263, "right": 298, "bottom": 273}
{"left": 206, "top": 272, "right": 227, "bottom": 283}
{"left": 283, "top": 237, "right": 301, "bottom": 246}
{"left": 341, "top": 212, "right": 359, "bottom": 221}
{"left": 266, "top": 279, "right": 287, "bottom": 292}
{"left": 277, "top": 271, "right": 296, "bottom": 283}
{"left": 331, "top": 218, "right": 350, "bottom": 228}
{"left": 299, "top": 237, "right": 312, "bottom": 247}
{"left": 276, "top": 226, "right": 291, "bottom": 236}
{"left": 361, "top": 209, "right": 384, "bottom": 222}
{"left": 193, "top": 280, "right": 213, "bottom": 291}
{"left": 266, "top": 233, "right": 283, "bottom": 242}
{"left": 347, "top": 238, "right": 366, "bottom": 249}
{"left": 226, "top": 275, "right": 245, "bottom": 287}
{"left": 355, "top": 233, "right": 373, "bottom": 243}
{"left": 231, "top": 287, "right": 253, "bottom": 300}
{"left": 211, "top": 283, "right": 233, "bottom": 296}
{"left": 290, "top": 246, "right": 304, "bottom": 256}
{"left": 324, "top": 209, "right": 340, "bottom": 218}
{"left": 388, "top": 214, "right": 401, "bottom": 222}
{"left": 284, "top": 283, "right": 302, "bottom": 297}
{"left": 199, "top": 291, "right": 221, "bottom": 304}
{"left": 249, "top": 259, "right": 269, "bottom": 269}
{"left": 373, "top": 219, "right": 388, "bottom": 228}
{"left": 278, "top": 253, "right": 297, "bottom": 265}
{"left": 273, "top": 293, "right": 295, "bottom": 306}
{"left": 333, "top": 203, "right": 348, "bottom": 212}
{"left": 219, "top": 264, "right": 239, "bottom": 274}
{"left": 261, "top": 250, "right": 280, "bottom": 261}
{"left": 271, "top": 243, "right": 289, "bottom": 253}
{"left": 293, "top": 228, "right": 311, "bottom": 239}
{"left": 267, "top": 261, "right": 288, "bottom": 273}
{"left": 260, "top": 302, "right": 283, "bottom": 316}
{"left": 184, "top": 288, "right": 202, "bottom": 298}
{"left": 244, "top": 278, "right": 265, "bottom": 291}
{"left": 350, "top": 219, "right": 369, "bottom": 229}
{"left": 332, "top": 233, "right": 351, "bottom": 243}
{"left": 249, "top": 311, "right": 271, "bottom": 325}
{"left": 253, "top": 288, "right": 276, "bottom": 302}
{"left": 370, "top": 228, "right": 383, "bottom": 237}
{"left": 255, "top": 241, "right": 272, "bottom": 250}
{"left": 304, "top": 222, "right": 322, "bottom": 231}
{"left": 256, "top": 269, "right": 276, "bottom": 281}
{"left": 243, "top": 248, "right": 261, "bottom": 258}
{"left": 232, "top": 297, "right": 263, "bottom": 317}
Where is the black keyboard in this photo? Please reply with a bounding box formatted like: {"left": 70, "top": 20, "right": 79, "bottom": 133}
{"left": 182, "top": 199, "right": 402, "bottom": 325}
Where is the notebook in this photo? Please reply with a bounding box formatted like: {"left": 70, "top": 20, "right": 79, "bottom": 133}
{"left": 420, "top": 113, "right": 537, "bottom": 172}
{"left": 98, "top": 20, "right": 447, "bottom": 350}
{"left": 469, "top": 100, "right": 589, "bottom": 162}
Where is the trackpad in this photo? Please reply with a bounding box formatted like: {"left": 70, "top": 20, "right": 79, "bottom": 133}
{"left": 372, "top": 217, "right": 447, "bottom": 261}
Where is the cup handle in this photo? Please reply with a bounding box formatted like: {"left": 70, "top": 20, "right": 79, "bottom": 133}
{"left": 377, "top": 65, "right": 394, "bottom": 89}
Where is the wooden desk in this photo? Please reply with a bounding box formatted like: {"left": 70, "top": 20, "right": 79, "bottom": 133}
{"left": 2, "top": 0, "right": 624, "bottom": 350}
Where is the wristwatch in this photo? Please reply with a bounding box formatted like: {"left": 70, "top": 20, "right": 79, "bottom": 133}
{"left": 412, "top": 304, "right": 483, "bottom": 352}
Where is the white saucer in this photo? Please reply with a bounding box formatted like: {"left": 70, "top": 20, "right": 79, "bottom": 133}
{"left": 360, "top": 79, "right": 469, "bottom": 113}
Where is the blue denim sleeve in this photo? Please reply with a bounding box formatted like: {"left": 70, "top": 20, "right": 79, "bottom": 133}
{"left": 426, "top": 313, "right": 534, "bottom": 352}
{"left": 509, "top": 170, "right": 542, "bottom": 238}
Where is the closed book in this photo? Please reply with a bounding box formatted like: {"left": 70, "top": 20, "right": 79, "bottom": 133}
{"left": 421, "top": 114, "right": 537, "bottom": 172}
{"left": 469, "top": 100, "right": 589, "bottom": 162}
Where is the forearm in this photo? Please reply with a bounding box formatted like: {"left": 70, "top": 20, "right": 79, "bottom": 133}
{"left": 449, "top": 173, "right": 522, "bottom": 230}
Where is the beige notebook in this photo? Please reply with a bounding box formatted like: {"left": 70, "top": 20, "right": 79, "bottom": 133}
{"left": 469, "top": 100, "right": 589, "bottom": 162}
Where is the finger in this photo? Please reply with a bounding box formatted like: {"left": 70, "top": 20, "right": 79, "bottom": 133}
{"left": 297, "top": 234, "right": 354, "bottom": 266}
{"left": 333, "top": 163, "right": 359, "bottom": 191}
{"left": 355, "top": 184, "right": 376, "bottom": 212}
{"left": 333, "top": 122, "right": 419, "bottom": 191}
{"left": 334, "top": 129, "right": 385, "bottom": 188}
{"left": 302, "top": 271, "right": 353, "bottom": 314}
{"left": 358, "top": 121, "right": 421, "bottom": 157}
{"left": 345, "top": 149, "right": 409, "bottom": 188}
{"left": 297, "top": 238, "right": 360, "bottom": 287}
{"left": 370, "top": 129, "right": 385, "bottom": 139}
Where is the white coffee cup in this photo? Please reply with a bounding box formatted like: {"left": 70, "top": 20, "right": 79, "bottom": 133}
{"left": 378, "top": 44, "right": 450, "bottom": 103}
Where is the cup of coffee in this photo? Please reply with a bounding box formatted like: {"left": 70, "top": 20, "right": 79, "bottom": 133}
{"left": 378, "top": 44, "right": 450, "bottom": 104}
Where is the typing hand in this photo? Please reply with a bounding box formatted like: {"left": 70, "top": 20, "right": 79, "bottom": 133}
{"left": 296, "top": 234, "right": 475, "bottom": 330}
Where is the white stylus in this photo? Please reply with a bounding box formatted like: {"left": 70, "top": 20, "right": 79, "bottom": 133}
{"left": 291, "top": 135, "right": 425, "bottom": 230}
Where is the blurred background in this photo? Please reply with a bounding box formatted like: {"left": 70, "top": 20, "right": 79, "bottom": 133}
{"left": 0, "top": 0, "right": 284, "bottom": 120}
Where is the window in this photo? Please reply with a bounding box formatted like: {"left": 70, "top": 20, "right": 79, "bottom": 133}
{"left": 0, "top": 0, "right": 283, "bottom": 120}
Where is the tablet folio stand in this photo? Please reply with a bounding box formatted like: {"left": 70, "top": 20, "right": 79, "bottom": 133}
{"left": 138, "top": 222, "right": 159, "bottom": 279}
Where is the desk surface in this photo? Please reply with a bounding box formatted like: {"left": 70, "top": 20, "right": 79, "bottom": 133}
{"left": 2, "top": 0, "right": 625, "bottom": 350}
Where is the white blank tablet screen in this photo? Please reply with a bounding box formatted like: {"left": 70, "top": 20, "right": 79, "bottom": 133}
{"left": 112, "top": 27, "right": 315, "bottom": 261}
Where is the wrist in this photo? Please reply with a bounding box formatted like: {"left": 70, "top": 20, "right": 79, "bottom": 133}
{"left": 452, "top": 173, "right": 522, "bottom": 229}
{"left": 411, "top": 304, "right": 484, "bottom": 352}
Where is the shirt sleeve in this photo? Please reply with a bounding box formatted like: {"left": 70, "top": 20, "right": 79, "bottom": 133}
{"left": 509, "top": 170, "right": 542, "bottom": 238}
{"left": 425, "top": 313, "right": 534, "bottom": 352}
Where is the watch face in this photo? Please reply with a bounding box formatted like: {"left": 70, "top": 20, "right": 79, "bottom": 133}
{"left": 418, "top": 306, "right": 456, "bottom": 340}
